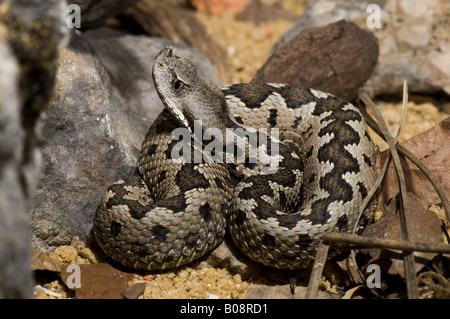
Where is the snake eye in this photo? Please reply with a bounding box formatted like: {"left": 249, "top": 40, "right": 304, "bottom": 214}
{"left": 173, "top": 79, "right": 183, "bottom": 90}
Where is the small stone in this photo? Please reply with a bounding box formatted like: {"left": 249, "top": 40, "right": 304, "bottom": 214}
{"left": 78, "top": 247, "right": 102, "bottom": 264}
{"left": 252, "top": 20, "right": 379, "bottom": 101}
{"left": 32, "top": 250, "right": 62, "bottom": 272}
{"left": 60, "top": 263, "right": 128, "bottom": 299}
{"left": 50, "top": 245, "right": 78, "bottom": 266}
{"left": 121, "top": 282, "right": 147, "bottom": 299}
{"left": 204, "top": 238, "right": 262, "bottom": 280}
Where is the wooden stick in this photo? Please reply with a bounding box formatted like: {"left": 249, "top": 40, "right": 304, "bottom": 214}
{"left": 305, "top": 241, "right": 329, "bottom": 299}
{"left": 360, "top": 88, "right": 419, "bottom": 298}
{"left": 323, "top": 232, "right": 450, "bottom": 254}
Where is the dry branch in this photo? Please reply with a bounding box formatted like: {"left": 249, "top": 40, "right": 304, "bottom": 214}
{"left": 305, "top": 242, "right": 329, "bottom": 299}
{"left": 323, "top": 233, "right": 450, "bottom": 255}
{"left": 359, "top": 87, "right": 419, "bottom": 298}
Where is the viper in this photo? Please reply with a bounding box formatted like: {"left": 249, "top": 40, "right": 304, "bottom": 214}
{"left": 93, "top": 46, "right": 378, "bottom": 271}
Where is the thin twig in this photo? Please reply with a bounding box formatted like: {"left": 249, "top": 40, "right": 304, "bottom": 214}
{"left": 358, "top": 93, "right": 450, "bottom": 221}
{"left": 323, "top": 233, "right": 450, "bottom": 255}
{"left": 397, "top": 80, "right": 409, "bottom": 140}
{"left": 305, "top": 241, "right": 329, "bottom": 299}
{"left": 353, "top": 82, "right": 407, "bottom": 235}
{"left": 353, "top": 152, "right": 391, "bottom": 235}
{"left": 350, "top": 153, "right": 392, "bottom": 284}
{"left": 359, "top": 88, "right": 419, "bottom": 298}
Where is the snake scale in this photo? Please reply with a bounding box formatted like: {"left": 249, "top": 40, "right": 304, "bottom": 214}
{"left": 93, "top": 46, "right": 378, "bottom": 271}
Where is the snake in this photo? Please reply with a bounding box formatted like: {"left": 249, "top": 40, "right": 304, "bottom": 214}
{"left": 93, "top": 46, "right": 378, "bottom": 271}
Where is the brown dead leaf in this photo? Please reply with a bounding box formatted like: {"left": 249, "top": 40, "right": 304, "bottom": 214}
{"left": 60, "top": 263, "right": 128, "bottom": 299}
{"left": 362, "top": 192, "right": 444, "bottom": 277}
{"left": 377, "top": 117, "right": 450, "bottom": 209}
{"left": 32, "top": 249, "right": 62, "bottom": 272}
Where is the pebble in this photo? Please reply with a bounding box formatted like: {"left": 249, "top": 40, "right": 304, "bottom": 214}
{"left": 78, "top": 247, "right": 102, "bottom": 264}
{"left": 50, "top": 245, "right": 78, "bottom": 266}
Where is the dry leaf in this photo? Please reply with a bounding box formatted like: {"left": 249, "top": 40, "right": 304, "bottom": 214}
{"left": 377, "top": 117, "right": 450, "bottom": 209}
{"left": 342, "top": 285, "right": 365, "bottom": 299}
{"left": 362, "top": 192, "right": 444, "bottom": 277}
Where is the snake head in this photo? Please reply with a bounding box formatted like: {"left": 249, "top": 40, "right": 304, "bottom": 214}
{"left": 152, "top": 46, "right": 195, "bottom": 132}
{"left": 152, "top": 46, "right": 233, "bottom": 135}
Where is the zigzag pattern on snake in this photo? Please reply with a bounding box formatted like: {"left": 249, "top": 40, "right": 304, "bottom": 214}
{"left": 93, "top": 46, "right": 378, "bottom": 271}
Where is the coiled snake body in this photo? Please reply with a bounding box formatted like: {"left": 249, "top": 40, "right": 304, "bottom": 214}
{"left": 93, "top": 46, "right": 378, "bottom": 271}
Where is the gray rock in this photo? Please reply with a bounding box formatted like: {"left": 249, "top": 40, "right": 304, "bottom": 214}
{"left": 0, "top": 0, "right": 70, "bottom": 298}
{"left": 0, "top": 34, "right": 34, "bottom": 299}
{"left": 70, "top": 0, "right": 140, "bottom": 28}
{"left": 203, "top": 238, "right": 262, "bottom": 280}
{"left": 273, "top": 1, "right": 369, "bottom": 50}
{"left": 1, "top": 0, "right": 70, "bottom": 118}
{"left": 253, "top": 20, "right": 378, "bottom": 101}
{"left": 273, "top": 0, "right": 450, "bottom": 96}
{"left": 31, "top": 28, "right": 221, "bottom": 251}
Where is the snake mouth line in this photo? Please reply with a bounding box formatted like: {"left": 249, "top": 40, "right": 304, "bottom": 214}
{"left": 169, "top": 120, "right": 282, "bottom": 174}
